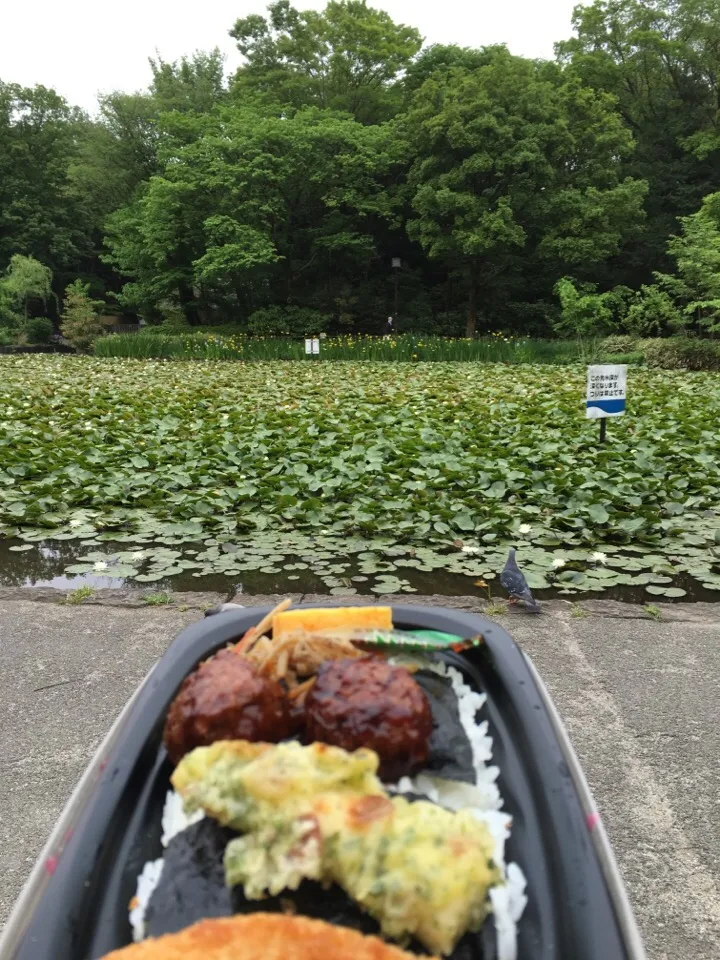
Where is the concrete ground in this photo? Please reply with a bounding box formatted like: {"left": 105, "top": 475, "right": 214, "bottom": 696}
{"left": 0, "top": 590, "right": 718, "bottom": 959}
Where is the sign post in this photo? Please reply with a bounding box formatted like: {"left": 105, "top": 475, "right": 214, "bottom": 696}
{"left": 304, "top": 338, "right": 320, "bottom": 358}
{"left": 586, "top": 364, "right": 627, "bottom": 443}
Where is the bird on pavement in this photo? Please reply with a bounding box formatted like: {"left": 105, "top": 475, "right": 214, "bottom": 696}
{"left": 500, "top": 548, "right": 541, "bottom": 613}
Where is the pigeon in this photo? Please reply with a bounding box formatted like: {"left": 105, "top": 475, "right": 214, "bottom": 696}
{"left": 500, "top": 548, "right": 541, "bottom": 613}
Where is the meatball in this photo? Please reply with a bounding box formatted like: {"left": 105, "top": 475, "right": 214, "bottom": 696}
{"left": 163, "top": 649, "right": 291, "bottom": 765}
{"left": 304, "top": 657, "right": 432, "bottom": 780}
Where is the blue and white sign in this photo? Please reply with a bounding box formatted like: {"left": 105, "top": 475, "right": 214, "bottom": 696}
{"left": 586, "top": 364, "right": 627, "bottom": 419}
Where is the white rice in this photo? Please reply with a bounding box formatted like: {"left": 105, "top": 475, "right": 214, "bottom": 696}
{"left": 132, "top": 657, "right": 528, "bottom": 957}
{"left": 390, "top": 655, "right": 528, "bottom": 960}
{"left": 129, "top": 858, "right": 164, "bottom": 942}
{"left": 161, "top": 788, "right": 204, "bottom": 847}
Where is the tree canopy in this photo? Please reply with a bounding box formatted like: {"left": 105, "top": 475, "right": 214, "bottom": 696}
{"left": 2, "top": 0, "right": 720, "bottom": 336}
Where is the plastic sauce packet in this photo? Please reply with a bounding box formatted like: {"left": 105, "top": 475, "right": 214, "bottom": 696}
{"left": 353, "top": 628, "right": 484, "bottom": 654}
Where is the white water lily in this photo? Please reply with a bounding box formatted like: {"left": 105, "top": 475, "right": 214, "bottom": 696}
{"left": 130, "top": 551, "right": 145, "bottom": 561}
{"left": 462, "top": 545, "right": 480, "bottom": 554}
{"left": 551, "top": 557, "right": 567, "bottom": 569}
{"left": 518, "top": 523, "right": 532, "bottom": 535}
{"left": 93, "top": 560, "right": 108, "bottom": 572}
{"left": 69, "top": 519, "right": 83, "bottom": 528}
{"left": 591, "top": 551, "right": 608, "bottom": 564}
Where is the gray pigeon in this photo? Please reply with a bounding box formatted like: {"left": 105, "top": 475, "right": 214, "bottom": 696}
{"left": 500, "top": 548, "right": 541, "bottom": 613}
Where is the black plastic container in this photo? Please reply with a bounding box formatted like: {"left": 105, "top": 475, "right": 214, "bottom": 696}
{"left": 0, "top": 605, "right": 646, "bottom": 960}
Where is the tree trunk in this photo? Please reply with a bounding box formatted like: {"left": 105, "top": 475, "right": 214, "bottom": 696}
{"left": 466, "top": 262, "right": 478, "bottom": 338}
{"left": 177, "top": 282, "right": 201, "bottom": 326}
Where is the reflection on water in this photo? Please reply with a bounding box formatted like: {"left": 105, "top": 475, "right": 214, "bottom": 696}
{"left": 0, "top": 536, "right": 716, "bottom": 603}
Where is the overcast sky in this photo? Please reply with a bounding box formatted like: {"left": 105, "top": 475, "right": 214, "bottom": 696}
{"left": 1, "top": 0, "right": 582, "bottom": 113}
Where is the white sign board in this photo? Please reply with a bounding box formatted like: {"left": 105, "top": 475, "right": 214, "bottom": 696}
{"left": 304, "top": 338, "right": 312, "bottom": 355}
{"left": 312, "top": 338, "right": 320, "bottom": 355}
{"left": 305, "top": 338, "right": 320, "bottom": 355}
{"left": 586, "top": 364, "right": 627, "bottom": 419}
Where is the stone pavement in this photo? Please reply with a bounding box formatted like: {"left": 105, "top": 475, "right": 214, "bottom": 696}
{"left": 0, "top": 590, "right": 718, "bottom": 959}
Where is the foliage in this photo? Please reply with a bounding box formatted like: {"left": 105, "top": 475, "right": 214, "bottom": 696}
{"left": 23, "top": 317, "right": 54, "bottom": 344}
{"left": 0, "top": 357, "right": 719, "bottom": 598}
{"left": 0, "top": 83, "right": 86, "bottom": 277}
{"left": 230, "top": 0, "right": 422, "bottom": 122}
{"left": 623, "top": 285, "right": 682, "bottom": 336}
{"left": 600, "top": 335, "right": 638, "bottom": 355}
{"left": 142, "top": 591, "right": 175, "bottom": 605}
{"left": 402, "top": 49, "right": 646, "bottom": 335}
{"left": 60, "top": 281, "right": 106, "bottom": 352}
{"left": 247, "top": 306, "right": 330, "bottom": 336}
{"left": 95, "top": 331, "right": 609, "bottom": 362}
{"left": 103, "top": 106, "right": 402, "bottom": 324}
{"left": 656, "top": 194, "right": 720, "bottom": 333}
{"left": 150, "top": 50, "right": 227, "bottom": 115}
{"left": 5, "top": 0, "right": 720, "bottom": 336}
{"left": 64, "top": 585, "right": 95, "bottom": 604}
{"left": 642, "top": 337, "right": 720, "bottom": 371}
{"left": 1, "top": 254, "right": 53, "bottom": 321}
{"left": 557, "top": 0, "right": 720, "bottom": 285}
{"left": 552, "top": 279, "right": 616, "bottom": 338}
{"left": 0, "top": 287, "right": 22, "bottom": 330}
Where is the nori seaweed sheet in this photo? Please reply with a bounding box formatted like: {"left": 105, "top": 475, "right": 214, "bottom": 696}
{"left": 145, "top": 818, "right": 497, "bottom": 959}
{"left": 414, "top": 669, "right": 476, "bottom": 784}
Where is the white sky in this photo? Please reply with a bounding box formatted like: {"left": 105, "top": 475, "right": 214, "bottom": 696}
{"left": 1, "top": 0, "right": 582, "bottom": 113}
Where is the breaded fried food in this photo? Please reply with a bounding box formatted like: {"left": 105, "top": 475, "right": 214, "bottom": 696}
{"left": 173, "top": 740, "right": 502, "bottom": 956}
{"left": 100, "top": 913, "right": 433, "bottom": 960}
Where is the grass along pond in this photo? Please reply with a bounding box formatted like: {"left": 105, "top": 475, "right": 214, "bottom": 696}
{"left": 1, "top": 356, "right": 719, "bottom": 601}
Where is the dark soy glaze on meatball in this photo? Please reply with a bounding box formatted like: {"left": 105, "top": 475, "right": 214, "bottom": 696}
{"left": 163, "top": 649, "right": 291, "bottom": 765}
{"left": 304, "top": 657, "right": 433, "bottom": 780}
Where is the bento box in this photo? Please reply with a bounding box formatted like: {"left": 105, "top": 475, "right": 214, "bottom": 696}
{"left": 0, "top": 604, "right": 646, "bottom": 960}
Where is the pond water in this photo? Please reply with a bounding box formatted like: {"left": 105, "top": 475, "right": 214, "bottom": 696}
{"left": 1, "top": 537, "right": 716, "bottom": 604}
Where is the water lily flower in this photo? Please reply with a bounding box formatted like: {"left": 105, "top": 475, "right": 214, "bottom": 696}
{"left": 462, "top": 545, "right": 480, "bottom": 554}
{"left": 93, "top": 561, "right": 108, "bottom": 572}
{"left": 592, "top": 551, "right": 608, "bottom": 564}
{"left": 551, "top": 557, "right": 567, "bottom": 569}
{"left": 130, "top": 551, "right": 145, "bottom": 561}
{"left": 518, "top": 524, "right": 532, "bottom": 535}
{"left": 69, "top": 519, "right": 83, "bottom": 528}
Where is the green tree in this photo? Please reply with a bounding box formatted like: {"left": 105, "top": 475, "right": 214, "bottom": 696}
{"left": 230, "top": 0, "right": 422, "bottom": 122}
{"left": 103, "top": 106, "right": 402, "bottom": 323}
{"left": 402, "top": 51, "right": 647, "bottom": 335}
{"left": 0, "top": 82, "right": 85, "bottom": 276}
{"left": 150, "top": 49, "right": 227, "bottom": 114}
{"left": 60, "top": 280, "right": 106, "bottom": 351}
{"left": 656, "top": 192, "right": 720, "bottom": 332}
{"left": 557, "top": 0, "right": 720, "bottom": 283}
{"left": 1, "top": 254, "right": 53, "bottom": 321}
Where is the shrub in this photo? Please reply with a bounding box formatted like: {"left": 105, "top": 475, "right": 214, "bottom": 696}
{"left": 600, "top": 334, "right": 638, "bottom": 355}
{"left": 623, "top": 285, "right": 682, "bottom": 336}
{"left": 0, "top": 327, "right": 14, "bottom": 346}
{"left": 552, "top": 278, "right": 616, "bottom": 337}
{"left": 642, "top": 337, "right": 720, "bottom": 371}
{"left": 24, "top": 317, "right": 54, "bottom": 344}
{"left": 246, "top": 305, "right": 330, "bottom": 337}
{"left": 60, "top": 280, "right": 107, "bottom": 352}
{"left": 597, "top": 350, "right": 645, "bottom": 365}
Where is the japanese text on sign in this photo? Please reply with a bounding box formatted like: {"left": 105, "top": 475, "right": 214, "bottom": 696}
{"left": 586, "top": 364, "right": 627, "bottom": 419}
